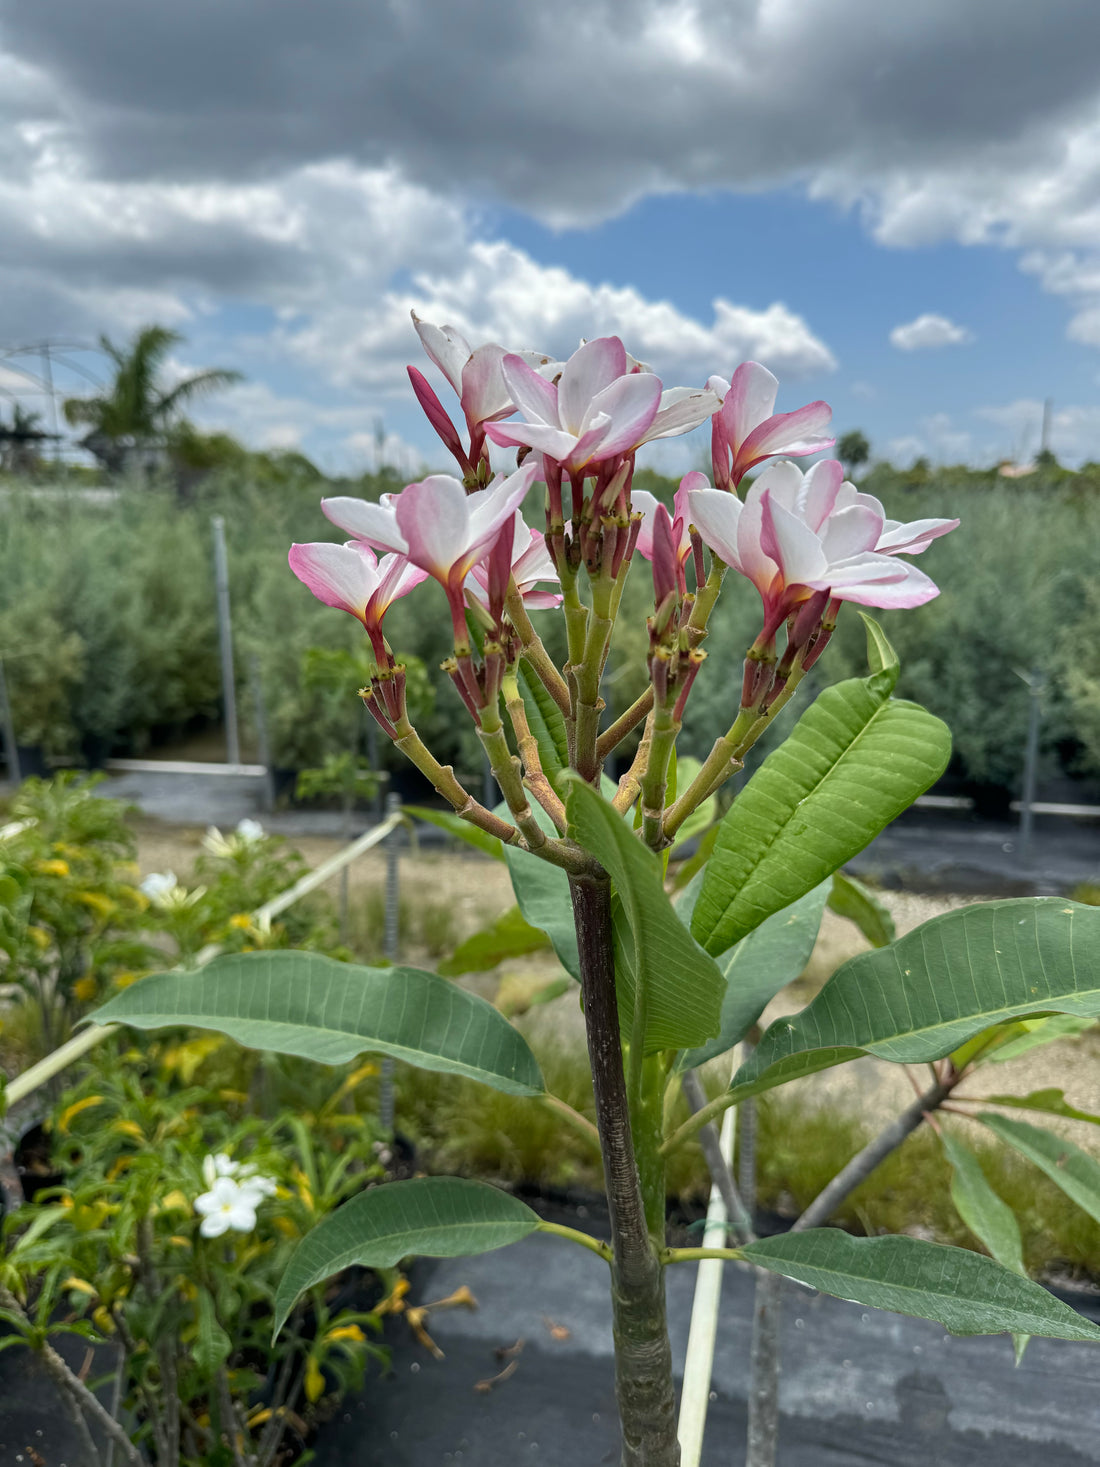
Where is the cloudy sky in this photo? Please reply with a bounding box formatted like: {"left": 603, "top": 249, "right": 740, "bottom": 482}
{"left": 4, "top": 0, "right": 1100, "bottom": 473}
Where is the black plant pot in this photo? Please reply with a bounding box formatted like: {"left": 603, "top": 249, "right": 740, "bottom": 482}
{"left": 13, "top": 744, "right": 48, "bottom": 780}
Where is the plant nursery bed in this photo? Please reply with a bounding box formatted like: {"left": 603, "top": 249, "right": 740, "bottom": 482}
{"left": 312, "top": 1222, "right": 1100, "bottom": 1467}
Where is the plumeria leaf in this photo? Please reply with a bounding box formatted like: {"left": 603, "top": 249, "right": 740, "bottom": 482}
{"left": 858, "top": 611, "right": 900, "bottom": 691}
{"left": 195, "top": 1290, "right": 232, "bottom": 1376}
{"left": 725, "top": 899, "right": 1100, "bottom": 1104}
{"left": 516, "top": 660, "right": 569, "bottom": 786}
{"left": 982, "top": 1013, "right": 1096, "bottom": 1065}
{"left": 976, "top": 1113, "right": 1100, "bottom": 1226}
{"left": 691, "top": 675, "right": 951, "bottom": 955}
{"left": 566, "top": 778, "right": 723, "bottom": 1053}
{"left": 497, "top": 800, "right": 580, "bottom": 982}
{"left": 740, "top": 1230, "right": 1100, "bottom": 1341}
{"left": 90, "top": 951, "right": 544, "bottom": 1096}
{"left": 404, "top": 806, "right": 505, "bottom": 862}
{"left": 677, "top": 882, "right": 829, "bottom": 1072}
{"left": 668, "top": 757, "right": 718, "bottom": 857}
{"left": 437, "top": 905, "right": 550, "bottom": 977}
{"left": 828, "top": 872, "right": 896, "bottom": 949}
{"left": 273, "top": 1178, "right": 540, "bottom": 1339}
{"left": 974, "top": 1088, "right": 1100, "bottom": 1126}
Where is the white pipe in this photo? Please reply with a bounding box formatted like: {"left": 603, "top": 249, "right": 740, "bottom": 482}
{"left": 5, "top": 813, "right": 403, "bottom": 1105}
{"left": 677, "top": 1095, "right": 737, "bottom": 1465}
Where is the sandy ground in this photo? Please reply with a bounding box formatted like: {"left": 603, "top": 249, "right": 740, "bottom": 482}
{"left": 134, "top": 820, "right": 1100, "bottom": 1149}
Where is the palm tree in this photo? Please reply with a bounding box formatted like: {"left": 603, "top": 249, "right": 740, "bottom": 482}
{"left": 63, "top": 325, "right": 242, "bottom": 473}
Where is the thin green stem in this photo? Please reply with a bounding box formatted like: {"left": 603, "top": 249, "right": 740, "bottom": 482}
{"left": 538, "top": 1220, "right": 613, "bottom": 1262}
{"left": 541, "top": 1091, "right": 601, "bottom": 1148}
{"left": 661, "top": 1246, "right": 744, "bottom": 1264}
{"left": 506, "top": 585, "right": 571, "bottom": 714}
{"left": 660, "top": 1089, "right": 734, "bottom": 1157}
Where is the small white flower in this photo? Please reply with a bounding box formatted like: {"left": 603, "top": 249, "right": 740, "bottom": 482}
{"left": 140, "top": 871, "right": 178, "bottom": 902}
{"left": 194, "top": 1175, "right": 259, "bottom": 1238}
{"left": 201, "top": 825, "right": 234, "bottom": 857}
{"left": 235, "top": 818, "right": 265, "bottom": 844}
{"left": 201, "top": 1152, "right": 238, "bottom": 1188}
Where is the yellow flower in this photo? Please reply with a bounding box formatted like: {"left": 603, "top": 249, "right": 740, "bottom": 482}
{"left": 112, "top": 970, "right": 140, "bottom": 990}
{"left": 74, "top": 890, "right": 116, "bottom": 917}
{"left": 34, "top": 859, "right": 70, "bottom": 877}
{"left": 110, "top": 1119, "right": 144, "bottom": 1140}
{"left": 228, "top": 912, "right": 254, "bottom": 931}
{"left": 156, "top": 1189, "right": 191, "bottom": 1214}
{"left": 304, "top": 1356, "right": 326, "bottom": 1404}
{"left": 325, "top": 1323, "right": 366, "bottom": 1345}
{"left": 63, "top": 1276, "right": 97, "bottom": 1298}
{"left": 26, "top": 925, "right": 51, "bottom": 950}
{"left": 71, "top": 975, "right": 98, "bottom": 1003}
{"left": 92, "top": 1305, "right": 115, "bottom": 1334}
{"left": 58, "top": 1095, "right": 104, "bottom": 1133}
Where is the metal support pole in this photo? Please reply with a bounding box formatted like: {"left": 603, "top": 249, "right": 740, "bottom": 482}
{"left": 211, "top": 516, "right": 240, "bottom": 767}
{"left": 1019, "top": 668, "right": 1043, "bottom": 864}
{"left": 248, "top": 654, "right": 275, "bottom": 813}
{"left": 0, "top": 658, "right": 20, "bottom": 785}
{"left": 380, "top": 792, "right": 401, "bottom": 1136}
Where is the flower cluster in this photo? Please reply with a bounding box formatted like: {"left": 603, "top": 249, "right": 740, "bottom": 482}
{"left": 288, "top": 313, "right": 957, "bottom": 842}
{"left": 193, "top": 1152, "right": 277, "bottom": 1238}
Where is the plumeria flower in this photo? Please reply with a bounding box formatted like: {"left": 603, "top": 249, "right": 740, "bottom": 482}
{"left": 688, "top": 459, "right": 956, "bottom": 635}
{"left": 632, "top": 474, "right": 702, "bottom": 577}
{"left": 202, "top": 1152, "right": 238, "bottom": 1188}
{"left": 319, "top": 492, "right": 403, "bottom": 552}
{"left": 468, "top": 514, "right": 561, "bottom": 612}
{"left": 235, "top": 818, "right": 265, "bottom": 844}
{"left": 194, "top": 1175, "right": 260, "bottom": 1238}
{"left": 140, "top": 871, "right": 178, "bottom": 902}
{"left": 288, "top": 539, "right": 427, "bottom": 662}
{"left": 708, "top": 362, "right": 834, "bottom": 490}
{"left": 412, "top": 314, "right": 560, "bottom": 430}
{"left": 487, "top": 337, "right": 710, "bottom": 476}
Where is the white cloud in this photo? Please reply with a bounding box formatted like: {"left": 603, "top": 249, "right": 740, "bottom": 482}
{"left": 889, "top": 314, "right": 973, "bottom": 351}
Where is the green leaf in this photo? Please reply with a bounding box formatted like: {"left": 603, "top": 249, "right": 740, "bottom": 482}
{"left": 941, "top": 1129, "right": 1026, "bottom": 1275}
{"left": 565, "top": 778, "right": 723, "bottom": 1054}
{"left": 670, "top": 821, "right": 721, "bottom": 893}
{"left": 90, "top": 951, "right": 544, "bottom": 1096}
{"left": 740, "top": 1229, "right": 1100, "bottom": 1341}
{"left": 678, "top": 882, "right": 829, "bottom": 1071}
{"left": 983, "top": 1013, "right": 1095, "bottom": 1065}
{"left": 194, "top": 1290, "right": 231, "bottom": 1376}
{"left": 975, "top": 1088, "right": 1100, "bottom": 1126}
{"left": 691, "top": 675, "right": 951, "bottom": 955}
{"left": 976, "top": 1113, "right": 1100, "bottom": 1226}
{"left": 273, "top": 1178, "right": 540, "bottom": 1338}
{"left": 828, "top": 871, "right": 896, "bottom": 949}
{"left": 437, "top": 905, "right": 550, "bottom": 977}
{"left": 727, "top": 898, "right": 1100, "bottom": 1104}
{"left": 517, "top": 660, "right": 569, "bottom": 786}
{"left": 404, "top": 806, "right": 504, "bottom": 862}
{"left": 668, "top": 757, "right": 718, "bottom": 857}
{"left": 858, "top": 611, "right": 900, "bottom": 690}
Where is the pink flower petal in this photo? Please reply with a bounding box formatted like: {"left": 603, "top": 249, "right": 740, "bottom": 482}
{"left": 877, "top": 517, "right": 960, "bottom": 556}
{"left": 759, "top": 491, "right": 829, "bottom": 587}
{"left": 500, "top": 353, "right": 561, "bottom": 426}
{"left": 737, "top": 399, "right": 834, "bottom": 469}
{"left": 686, "top": 487, "right": 745, "bottom": 571}
{"left": 630, "top": 489, "right": 661, "bottom": 561}
{"left": 321, "top": 496, "right": 407, "bottom": 554}
{"left": 642, "top": 386, "right": 720, "bottom": 442}
{"left": 821, "top": 559, "right": 940, "bottom": 609}
{"left": 412, "top": 315, "right": 471, "bottom": 396}
{"left": 719, "top": 362, "right": 779, "bottom": 449}
{"left": 751, "top": 461, "right": 804, "bottom": 514}
{"left": 465, "top": 462, "right": 539, "bottom": 567}
{"left": 564, "top": 417, "right": 612, "bottom": 472}
{"left": 485, "top": 419, "right": 579, "bottom": 463}
{"left": 289, "top": 542, "right": 378, "bottom": 620}
{"left": 557, "top": 337, "right": 628, "bottom": 435}
{"left": 373, "top": 552, "right": 428, "bottom": 613}
{"left": 394, "top": 475, "right": 472, "bottom": 581}
{"left": 819, "top": 505, "right": 884, "bottom": 561}
{"left": 801, "top": 459, "right": 845, "bottom": 531}
{"left": 582, "top": 372, "right": 663, "bottom": 458}
{"left": 460, "top": 343, "right": 512, "bottom": 425}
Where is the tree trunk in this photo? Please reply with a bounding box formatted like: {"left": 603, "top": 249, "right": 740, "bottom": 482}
{"left": 569, "top": 873, "right": 680, "bottom": 1466}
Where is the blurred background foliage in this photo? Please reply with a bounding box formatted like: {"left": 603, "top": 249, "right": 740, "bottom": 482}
{"left": 2, "top": 454, "right": 1100, "bottom": 803}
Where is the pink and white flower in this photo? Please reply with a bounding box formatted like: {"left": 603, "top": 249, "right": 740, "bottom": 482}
{"left": 412, "top": 314, "right": 559, "bottom": 430}
{"left": 632, "top": 473, "right": 704, "bottom": 600}
{"left": 709, "top": 362, "right": 834, "bottom": 490}
{"left": 469, "top": 513, "right": 561, "bottom": 612}
{"left": 288, "top": 540, "right": 426, "bottom": 662}
{"left": 320, "top": 491, "right": 403, "bottom": 551}
{"left": 486, "top": 337, "right": 712, "bottom": 476}
{"left": 688, "top": 459, "right": 957, "bottom": 632}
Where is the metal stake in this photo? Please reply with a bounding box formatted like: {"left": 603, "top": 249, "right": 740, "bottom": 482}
{"left": 248, "top": 654, "right": 275, "bottom": 813}
{"left": 380, "top": 792, "right": 401, "bottom": 1136}
{"left": 1018, "top": 668, "right": 1043, "bottom": 864}
{"left": 0, "top": 658, "right": 20, "bottom": 785}
{"left": 211, "top": 516, "right": 240, "bottom": 767}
